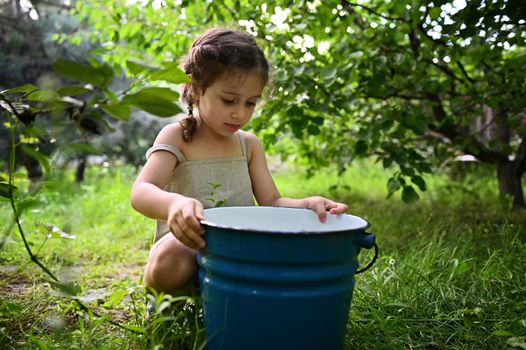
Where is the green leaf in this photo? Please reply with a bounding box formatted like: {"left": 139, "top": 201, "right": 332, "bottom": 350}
{"left": 20, "top": 144, "right": 50, "bottom": 173}
{"left": 0, "top": 172, "right": 25, "bottom": 180}
{"left": 23, "top": 124, "right": 48, "bottom": 140}
{"left": 104, "top": 89, "right": 118, "bottom": 102}
{"left": 311, "top": 117, "right": 324, "bottom": 125}
{"left": 390, "top": 1, "right": 407, "bottom": 16}
{"left": 0, "top": 183, "right": 18, "bottom": 199}
{"left": 120, "top": 325, "right": 144, "bottom": 333}
{"left": 411, "top": 175, "right": 427, "bottom": 191}
{"left": 57, "top": 85, "right": 92, "bottom": 96}
{"left": 354, "top": 140, "right": 368, "bottom": 156}
{"left": 290, "top": 118, "right": 306, "bottom": 138}
{"left": 133, "top": 87, "right": 180, "bottom": 101}
{"left": 64, "top": 143, "right": 102, "bottom": 155}
{"left": 429, "top": 7, "right": 441, "bottom": 20}
{"left": 45, "top": 100, "right": 74, "bottom": 111}
{"left": 104, "top": 289, "right": 128, "bottom": 308}
{"left": 214, "top": 199, "right": 227, "bottom": 207}
{"left": 50, "top": 281, "right": 81, "bottom": 297}
{"left": 52, "top": 59, "right": 110, "bottom": 87}
{"left": 126, "top": 59, "right": 156, "bottom": 75}
{"left": 29, "top": 336, "right": 50, "bottom": 350}
{"left": 387, "top": 177, "right": 401, "bottom": 193}
{"left": 0, "top": 301, "right": 21, "bottom": 316}
{"left": 307, "top": 125, "right": 320, "bottom": 135}
{"left": 149, "top": 65, "right": 190, "bottom": 84}
{"left": 401, "top": 185, "right": 419, "bottom": 203}
{"left": 27, "top": 90, "right": 61, "bottom": 102}
{"left": 492, "top": 330, "right": 513, "bottom": 336}
{"left": 456, "top": 261, "right": 470, "bottom": 274}
{"left": 208, "top": 182, "right": 221, "bottom": 190}
{"left": 293, "top": 65, "right": 305, "bottom": 76}
{"left": 410, "top": 7, "right": 423, "bottom": 23}
{"left": 16, "top": 198, "right": 40, "bottom": 215}
{"left": 101, "top": 103, "right": 132, "bottom": 120}
{"left": 122, "top": 88, "right": 182, "bottom": 117}
{"left": 321, "top": 66, "right": 337, "bottom": 81}
{"left": 1, "top": 84, "right": 38, "bottom": 94}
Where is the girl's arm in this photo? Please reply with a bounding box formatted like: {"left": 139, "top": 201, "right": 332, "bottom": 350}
{"left": 245, "top": 132, "right": 348, "bottom": 222}
{"left": 130, "top": 124, "right": 205, "bottom": 249}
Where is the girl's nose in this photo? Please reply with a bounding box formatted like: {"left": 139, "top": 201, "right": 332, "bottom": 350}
{"left": 232, "top": 109, "right": 243, "bottom": 119}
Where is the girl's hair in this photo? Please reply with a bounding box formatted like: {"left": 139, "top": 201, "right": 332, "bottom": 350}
{"left": 180, "top": 27, "right": 269, "bottom": 142}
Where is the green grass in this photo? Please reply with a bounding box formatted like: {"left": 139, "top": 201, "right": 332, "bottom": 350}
{"left": 1, "top": 161, "right": 525, "bottom": 349}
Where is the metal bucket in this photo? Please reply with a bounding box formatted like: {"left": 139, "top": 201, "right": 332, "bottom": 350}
{"left": 197, "top": 206, "right": 377, "bottom": 350}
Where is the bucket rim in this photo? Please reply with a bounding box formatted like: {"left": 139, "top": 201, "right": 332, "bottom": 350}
{"left": 200, "top": 206, "right": 371, "bottom": 235}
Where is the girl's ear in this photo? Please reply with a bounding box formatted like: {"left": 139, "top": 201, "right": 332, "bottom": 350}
{"left": 189, "top": 83, "right": 202, "bottom": 102}
{"left": 183, "top": 83, "right": 198, "bottom": 104}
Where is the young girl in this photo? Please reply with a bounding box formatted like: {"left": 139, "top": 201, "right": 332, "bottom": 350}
{"left": 131, "top": 27, "right": 348, "bottom": 294}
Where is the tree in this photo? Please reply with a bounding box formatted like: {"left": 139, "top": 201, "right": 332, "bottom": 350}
{"left": 64, "top": 0, "right": 526, "bottom": 208}
{"left": 0, "top": 0, "right": 88, "bottom": 88}
{"left": 0, "top": 0, "right": 96, "bottom": 180}
{"left": 0, "top": 0, "right": 184, "bottom": 180}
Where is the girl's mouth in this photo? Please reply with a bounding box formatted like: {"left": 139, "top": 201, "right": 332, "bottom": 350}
{"left": 225, "top": 123, "right": 241, "bottom": 132}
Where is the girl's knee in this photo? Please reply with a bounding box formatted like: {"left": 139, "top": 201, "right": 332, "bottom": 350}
{"left": 145, "top": 241, "right": 198, "bottom": 292}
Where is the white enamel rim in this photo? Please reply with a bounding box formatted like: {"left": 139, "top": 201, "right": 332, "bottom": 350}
{"left": 200, "top": 206, "right": 370, "bottom": 234}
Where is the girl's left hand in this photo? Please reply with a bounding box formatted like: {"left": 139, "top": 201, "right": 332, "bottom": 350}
{"left": 305, "top": 196, "right": 348, "bottom": 223}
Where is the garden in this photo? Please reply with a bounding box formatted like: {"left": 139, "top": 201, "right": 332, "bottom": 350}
{"left": 1, "top": 0, "right": 525, "bottom": 349}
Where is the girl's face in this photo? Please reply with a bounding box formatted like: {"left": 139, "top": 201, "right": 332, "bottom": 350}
{"left": 196, "top": 71, "right": 265, "bottom": 138}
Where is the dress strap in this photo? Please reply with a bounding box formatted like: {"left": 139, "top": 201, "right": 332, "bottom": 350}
{"left": 145, "top": 144, "right": 187, "bottom": 163}
{"left": 237, "top": 131, "right": 247, "bottom": 157}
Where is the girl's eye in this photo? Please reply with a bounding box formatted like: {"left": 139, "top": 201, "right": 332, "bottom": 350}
{"left": 246, "top": 102, "right": 257, "bottom": 107}
{"left": 222, "top": 99, "right": 235, "bottom": 105}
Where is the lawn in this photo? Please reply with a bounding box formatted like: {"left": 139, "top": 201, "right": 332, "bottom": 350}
{"left": 0, "top": 161, "right": 525, "bottom": 349}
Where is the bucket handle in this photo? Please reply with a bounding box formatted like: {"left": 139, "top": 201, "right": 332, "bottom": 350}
{"left": 355, "top": 242, "right": 379, "bottom": 274}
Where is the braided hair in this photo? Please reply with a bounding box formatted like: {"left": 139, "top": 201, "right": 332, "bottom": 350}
{"left": 180, "top": 28, "right": 269, "bottom": 142}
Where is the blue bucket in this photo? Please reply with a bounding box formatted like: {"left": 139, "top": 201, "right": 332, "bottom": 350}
{"left": 197, "top": 206, "right": 377, "bottom": 350}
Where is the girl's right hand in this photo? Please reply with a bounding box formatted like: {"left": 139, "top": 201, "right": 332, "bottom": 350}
{"left": 167, "top": 197, "right": 205, "bottom": 250}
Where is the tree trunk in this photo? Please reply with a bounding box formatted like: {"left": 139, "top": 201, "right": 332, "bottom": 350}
{"left": 23, "top": 155, "right": 43, "bottom": 182}
{"left": 496, "top": 160, "right": 525, "bottom": 209}
{"left": 75, "top": 157, "right": 87, "bottom": 183}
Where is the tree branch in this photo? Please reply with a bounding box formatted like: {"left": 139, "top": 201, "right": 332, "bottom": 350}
{"left": 414, "top": 19, "right": 476, "bottom": 85}
{"left": 369, "top": 91, "right": 429, "bottom": 101}
{"left": 425, "top": 92, "right": 508, "bottom": 164}
{"left": 408, "top": 28, "right": 420, "bottom": 59}
{"left": 515, "top": 134, "right": 526, "bottom": 176}
{"left": 423, "top": 58, "right": 469, "bottom": 86}
{"left": 339, "top": 1, "right": 368, "bottom": 30}
{"left": 456, "top": 61, "right": 476, "bottom": 84}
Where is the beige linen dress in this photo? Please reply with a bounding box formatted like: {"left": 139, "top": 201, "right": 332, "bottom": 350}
{"left": 145, "top": 130, "right": 255, "bottom": 243}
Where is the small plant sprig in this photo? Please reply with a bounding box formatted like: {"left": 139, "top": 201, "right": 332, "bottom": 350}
{"left": 206, "top": 182, "right": 228, "bottom": 208}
